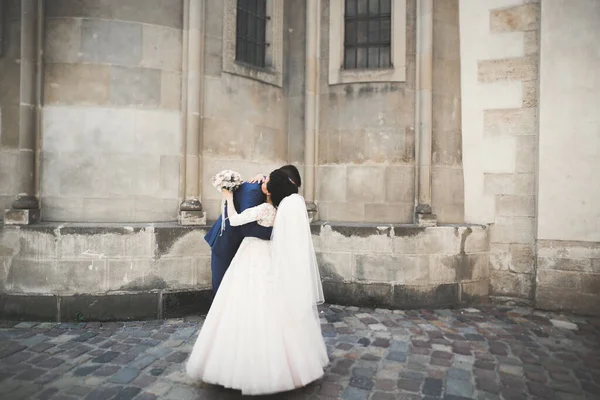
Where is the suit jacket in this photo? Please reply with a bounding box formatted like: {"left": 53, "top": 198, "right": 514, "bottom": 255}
{"left": 204, "top": 182, "right": 273, "bottom": 256}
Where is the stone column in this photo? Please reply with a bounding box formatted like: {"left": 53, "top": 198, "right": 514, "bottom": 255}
{"left": 304, "top": 0, "right": 320, "bottom": 221}
{"left": 4, "top": 0, "right": 42, "bottom": 225}
{"left": 179, "top": 0, "right": 207, "bottom": 225}
{"left": 414, "top": 0, "right": 436, "bottom": 227}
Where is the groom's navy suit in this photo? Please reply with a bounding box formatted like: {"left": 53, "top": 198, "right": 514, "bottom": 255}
{"left": 204, "top": 182, "right": 272, "bottom": 292}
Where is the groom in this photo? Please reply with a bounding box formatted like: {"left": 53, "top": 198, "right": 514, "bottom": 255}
{"left": 204, "top": 165, "right": 302, "bottom": 293}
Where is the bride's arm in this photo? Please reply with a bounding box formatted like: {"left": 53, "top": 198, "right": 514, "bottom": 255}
{"left": 222, "top": 190, "right": 267, "bottom": 227}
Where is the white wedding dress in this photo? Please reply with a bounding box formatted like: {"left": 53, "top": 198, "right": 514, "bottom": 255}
{"left": 186, "top": 194, "right": 329, "bottom": 395}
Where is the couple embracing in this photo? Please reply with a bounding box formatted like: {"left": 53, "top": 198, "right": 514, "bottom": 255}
{"left": 186, "top": 165, "right": 329, "bottom": 396}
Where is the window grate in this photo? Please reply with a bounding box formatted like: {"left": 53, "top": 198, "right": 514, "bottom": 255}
{"left": 344, "top": 0, "right": 392, "bottom": 69}
{"left": 235, "top": 0, "right": 269, "bottom": 69}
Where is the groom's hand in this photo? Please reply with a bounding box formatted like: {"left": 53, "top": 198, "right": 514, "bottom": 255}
{"left": 247, "top": 174, "right": 267, "bottom": 184}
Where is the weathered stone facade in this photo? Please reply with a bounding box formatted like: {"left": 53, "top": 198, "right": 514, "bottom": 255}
{"left": 0, "top": 0, "right": 598, "bottom": 319}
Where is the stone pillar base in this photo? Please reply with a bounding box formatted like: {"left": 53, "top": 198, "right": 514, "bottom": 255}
{"left": 306, "top": 202, "right": 318, "bottom": 222}
{"left": 4, "top": 208, "right": 41, "bottom": 225}
{"left": 178, "top": 210, "right": 207, "bottom": 226}
{"left": 416, "top": 213, "right": 437, "bottom": 227}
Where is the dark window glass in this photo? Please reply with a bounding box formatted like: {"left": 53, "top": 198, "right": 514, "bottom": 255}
{"left": 236, "top": 0, "right": 268, "bottom": 68}
{"left": 344, "top": 0, "right": 392, "bottom": 69}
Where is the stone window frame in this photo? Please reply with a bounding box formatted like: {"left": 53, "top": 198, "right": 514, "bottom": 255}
{"left": 222, "top": 0, "right": 283, "bottom": 87}
{"left": 328, "top": 0, "right": 407, "bottom": 85}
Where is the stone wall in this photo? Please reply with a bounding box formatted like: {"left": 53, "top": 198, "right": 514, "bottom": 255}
{"left": 314, "top": 223, "right": 489, "bottom": 308}
{"left": 0, "top": 223, "right": 212, "bottom": 320}
{"left": 315, "top": 1, "right": 416, "bottom": 223}
{"left": 200, "top": 0, "right": 289, "bottom": 219}
{"left": 0, "top": 1, "right": 22, "bottom": 218}
{"left": 459, "top": 0, "right": 539, "bottom": 303}
{"left": 535, "top": 0, "right": 600, "bottom": 316}
{"left": 431, "top": 0, "right": 464, "bottom": 223}
{"left": 41, "top": 0, "right": 184, "bottom": 222}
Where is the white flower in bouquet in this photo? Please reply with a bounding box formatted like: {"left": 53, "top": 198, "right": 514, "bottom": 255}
{"left": 211, "top": 170, "right": 243, "bottom": 193}
{"left": 211, "top": 170, "right": 243, "bottom": 235}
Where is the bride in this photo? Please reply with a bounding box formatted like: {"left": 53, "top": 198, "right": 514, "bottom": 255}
{"left": 186, "top": 169, "right": 329, "bottom": 395}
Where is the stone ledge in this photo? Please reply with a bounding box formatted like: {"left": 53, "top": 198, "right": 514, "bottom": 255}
{"left": 0, "top": 289, "right": 213, "bottom": 322}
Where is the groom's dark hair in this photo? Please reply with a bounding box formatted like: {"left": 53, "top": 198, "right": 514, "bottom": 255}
{"left": 267, "top": 170, "right": 298, "bottom": 208}
{"left": 278, "top": 165, "right": 301, "bottom": 187}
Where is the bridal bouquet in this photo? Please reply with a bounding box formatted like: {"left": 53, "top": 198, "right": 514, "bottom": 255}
{"left": 211, "top": 170, "right": 243, "bottom": 193}
{"left": 211, "top": 170, "right": 243, "bottom": 235}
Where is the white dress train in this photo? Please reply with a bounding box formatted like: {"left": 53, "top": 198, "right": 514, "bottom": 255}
{"left": 186, "top": 198, "right": 329, "bottom": 395}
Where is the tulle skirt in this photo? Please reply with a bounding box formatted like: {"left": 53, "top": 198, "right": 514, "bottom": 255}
{"left": 186, "top": 238, "right": 329, "bottom": 395}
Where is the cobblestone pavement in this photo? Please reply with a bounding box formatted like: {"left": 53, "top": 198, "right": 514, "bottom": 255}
{"left": 0, "top": 305, "right": 599, "bottom": 400}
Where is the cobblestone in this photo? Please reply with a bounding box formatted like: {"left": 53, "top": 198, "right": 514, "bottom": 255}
{"left": 0, "top": 306, "right": 598, "bottom": 399}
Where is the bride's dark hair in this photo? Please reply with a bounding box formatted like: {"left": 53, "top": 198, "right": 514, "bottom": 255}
{"left": 267, "top": 169, "right": 298, "bottom": 208}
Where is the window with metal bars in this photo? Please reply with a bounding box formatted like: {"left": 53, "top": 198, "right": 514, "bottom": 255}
{"left": 344, "top": 0, "right": 392, "bottom": 69}
{"left": 235, "top": 0, "right": 269, "bottom": 69}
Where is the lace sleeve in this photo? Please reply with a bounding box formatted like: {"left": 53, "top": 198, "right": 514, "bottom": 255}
{"left": 228, "top": 203, "right": 270, "bottom": 227}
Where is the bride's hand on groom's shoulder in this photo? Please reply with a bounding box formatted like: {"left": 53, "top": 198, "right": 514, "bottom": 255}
{"left": 246, "top": 174, "right": 266, "bottom": 184}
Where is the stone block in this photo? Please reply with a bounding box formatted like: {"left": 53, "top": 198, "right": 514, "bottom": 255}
{"left": 317, "top": 224, "right": 393, "bottom": 253}
{"left": 483, "top": 108, "right": 537, "bottom": 136}
{"left": 317, "top": 252, "right": 353, "bottom": 282}
{"left": 44, "top": 18, "right": 82, "bottom": 63}
{"left": 41, "top": 197, "right": 84, "bottom": 222}
{"left": 0, "top": 105, "right": 19, "bottom": 148}
{"left": 484, "top": 173, "right": 535, "bottom": 196}
{"left": 430, "top": 253, "right": 489, "bottom": 283}
{"left": 155, "top": 258, "right": 194, "bottom": 287}
{"left": 537, "top": 240, "right": 600, "bottom": 260}
{"left": 524, "top": 30, "right": 539, "bottom": 56}
{"left": 0, "top": 294, "right": 58, "bottom": 322}
{"left": 537, "top": 270, "right": 580, "bottom": 290}
{"left": 385, "top": 165, "right": 415, "bottom": 203}
{"left": 86, "top": 107, "right": 137, "bottom": 152}
{"left": 178, "top": 211, "right": 206, "bottom": 226}
{"left": 111, "top": 0, "right": 183, "bottom": 29}
{"left": 133, "top": 197, "right": 179, "bottom": 222}
{"left": 490, "top": 216, "right": 535, "bottom": 244}
{"left": 44, "top": 63, "right": 111, "bottom": 106}
{"left": 134, "top": 110, "right": 181, "bottom": 156}
{"left": 515, "top": 135, "right": 536, "bottom": 173}
{"left": 365, "top": 127, "right": 411, "bottom": 163}
{"left": 432, "top": 20, "right": 460, "bottom": 62}
{"left": 58, "top": 228, "right": 154, "bottom": 259}
{"left": 142, "top": 25, "right": 182, "bottom": 72}
{"left": 82, "top": 198, "right": 136, "bottom": 222}
{"left": 107, "top": 259, "right": 155, "bottom": 291}
{"left": 478, "top": 57, "right": 538, "bottom": 83}
{"left": 320, "top": 129, "right": 366, "bottom": 164}
{"left": 522, "top": 81, "right": 537, "bottom": 108}
{"left": 0, "top": 60, "right": 20, "bottom": 106}
{"left": 490, "top": 3, "right": 539, "bottom": 33}
{"left": 392, "top": 226, "right": 462, "bottom": 255}
{"left": 60, "top": 293, "right": 160, "bottom": 321}
{"left": 489, "top": 270, "right": 532, "bottom": 299}
{"left": 3, "top": 208, "right": 40, "bottom": 225}
{"left": 109, "top": 66, "right": 161, "bottom": 107}
{"left": 536, "top": 288, "right": 599, "bottom": 316}
{"left": 353, "top": 254, "right": 429, "bottom": 284}
{"left": 537, "top": 257, "right": 592, "bottom": 273}
{"left": 508, "top": 244, "right": 535, "bottom": 274}
{"left": 317, "top": 202, "right": 365, "bottom": 222}
{"left": 8, "top": 259, "right": 59, "bottom": 293}
{"left": 496, "top": 195, "right": 535, "bottom": 217}
{"left": 463, "top": 226, "right": 489, "bottom": 254}
{"left": 322, "top": 281, "right": 392, "bottom": 308}
{"left": 161, "top": 71, "right": 181, "bottom": 110}
{"left": 393, "top": 283, "right": 459, "bottom": 309}
{"left": 0, "top": 151, "right": 19, "bottom": 192}
{"left": 317, "top": 166, "right": 347, "bottom": 202}
{"left": 581, "top": 274, "right": 600, "bottom": 295}
{"left": 364, "top": 203, "right": 413, "bottom": 224}
{"left": 42, "top": 107, "right": 85, "bottom": 153}
{"left": 346, "top": 166, "right": 385, "bottom": 203}
{"left": 431, "top": 166, "right": 465, "bottom": 223}
{"left": 162, "top": 290, "right": 213, "bottom": 319}
{"left": 195, "top": 256, "right": 212, "bottom": 287}
{"left": 81, "top": 19, "right": 143, "bottom": 67}
{"left": 461, "top": 280, "right": 489, "bottom": 303}
{"left": 159, "top": 230, "right": 210, "bottom": 258}
{"left": 61, "top": 259, "right": 108, "bottom": 293}
{"left": 205, "top": 0, "right": 224, "bottom": 38}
